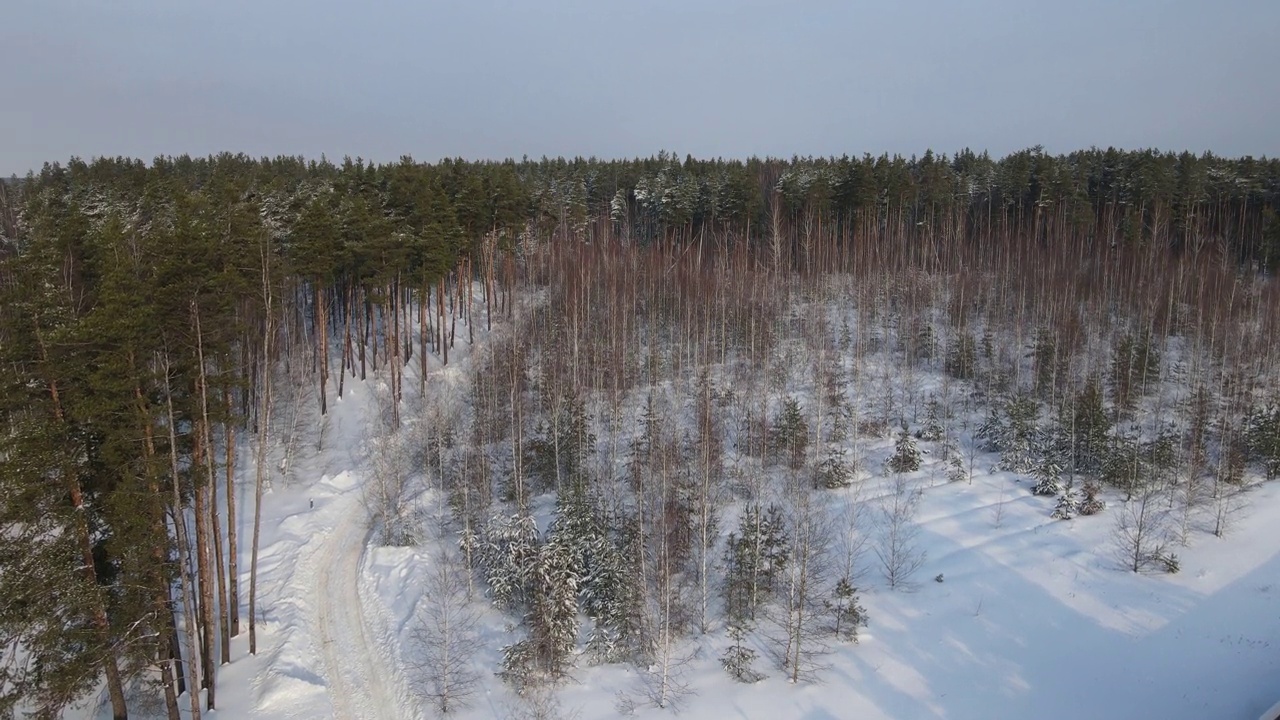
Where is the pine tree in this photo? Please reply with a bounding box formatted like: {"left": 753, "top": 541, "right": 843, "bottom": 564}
{"left": 980, "top": 393, "right": 1045, "bottom": 474}
{"left": 770, "top": 396, "right": 810, "bottom": 470}
{"left": 1062, "top": 380, "right": 1111, "bottom": 476}
{"left": 1245, "top": 403, "right": 1280, "bottom": 479}
{"left": 945, "top": 332, "right": 977, "bottom": 380}
{"left": 527, "top": 536, "right": 580, "bottom": 679}
{"left": 824, "top": 577, "right": 868, "bottom": 641}
{"left": 478, "top": 514, "right": 540, "bottom": 610}
{"left": 724, "top": 504, "right": 790, "bottom": 622}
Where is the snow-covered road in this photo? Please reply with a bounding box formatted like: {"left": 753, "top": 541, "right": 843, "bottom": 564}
{"left": 313, "top": 491, "right": 409, "bottom": 720}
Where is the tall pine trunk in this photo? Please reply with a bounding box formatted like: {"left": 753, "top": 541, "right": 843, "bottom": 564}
{"left": 161, "top": 351, "right": 203, "bottom": 720}
{"left": 223, "top": 385, "right": 239, "bottom": 638}
{"left": 250, "top": 241, "right": 274, "bottom": 656}
{"left": 135, "top": 378, "right": 182, "bottom": 720}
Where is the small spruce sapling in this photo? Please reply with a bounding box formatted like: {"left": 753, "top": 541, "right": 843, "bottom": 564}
{"left": 886, "top": 426, "right": 922, "bottom": 474}
{"left": 771, "top": 396, "right": 810, "bottom": 470}
{"left": 1032, "top": 451, "right": 1064, "bottom": 497}
{"left": 1051, "top": 481, "right": 1080, "bottom": 520}
{"left": 814, "top": 448, "right": 854, "bottom": 489}
{"left": 918, "top": 397, "right": 945, "bottom": 442}
{"left": 1078, "top": 482, "right": 1105, "bottom": 515}
{"left": 720, "top": 624, "right": 765, "bottom": 683}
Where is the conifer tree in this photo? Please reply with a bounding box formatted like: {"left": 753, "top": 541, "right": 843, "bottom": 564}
{"left": 886, "top": 426, "right": 922, "bottom": 474}
{"left": 770, "top": 396, "right": 810, "bottom": 470}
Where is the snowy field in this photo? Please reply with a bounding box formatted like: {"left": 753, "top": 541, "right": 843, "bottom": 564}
{"left": 64, "top": 300, "right": 1280, "bottom": 720}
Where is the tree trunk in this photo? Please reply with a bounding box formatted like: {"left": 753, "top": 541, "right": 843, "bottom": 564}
{"left": 191, "top": 424, "right": 218, "bottom": 708}
{"left": 134, "top": 376, "right": 185, "bottom": 720}
{"left": 209, "top": 431, "right": 231, "bottom": 664}
{"left": 169, "top": 602, "right": 186, "bottom": 696}
{"left": 439, "top": 283, "right": 448, "bottom": 365}
{"left": 419, "top": 282, "right": 428, "bottom": 391}
{"left": 192, "top": 304, "right": 223, "bottom": 697}
{"left": 159, "top": 636, "right": 182, "bottom": 720}
{"left": 318, "top": 284, "right": 328, "bottom": 415}
{"left": 340, "top": 284, "right": 352, "bottom": 397}
{"left": 162, "top": 352, "right": 203, "bottom": 720}
{"left": 250, "top": 243, "right": 274, "bottom": 656}
{"left": 223, "top": 386, "right": 239, "bottom": 638}
{"left": 359, "top": 289, "right": 367, "bottom": 380}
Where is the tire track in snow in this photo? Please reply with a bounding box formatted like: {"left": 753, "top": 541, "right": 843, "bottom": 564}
{"left": 313, "top": 494, "right": 407, "bottom": 720}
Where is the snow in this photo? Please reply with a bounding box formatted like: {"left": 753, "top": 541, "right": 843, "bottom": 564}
{"left": 64, "top": 294, "right": 1280, "bottom": 720}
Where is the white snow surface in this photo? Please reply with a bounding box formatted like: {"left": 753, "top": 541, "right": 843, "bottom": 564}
{"left": 67, "top": 309, "right": 1280, "bottom": 720}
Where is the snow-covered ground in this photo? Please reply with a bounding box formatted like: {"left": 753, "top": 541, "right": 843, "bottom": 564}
{"left": 69, "top": 306, "right": 1280, "bottom": 720}
{"left": 230, "top": 394, "right": 1279, "bottom": 719}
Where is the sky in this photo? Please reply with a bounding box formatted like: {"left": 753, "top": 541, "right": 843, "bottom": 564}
{"left": 3, "top": 0, "right": 1278, "bottom": 174}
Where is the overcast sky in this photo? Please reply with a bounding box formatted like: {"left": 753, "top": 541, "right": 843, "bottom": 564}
{"left": 3, "top": 0, "right": 1277, "bottom": 174}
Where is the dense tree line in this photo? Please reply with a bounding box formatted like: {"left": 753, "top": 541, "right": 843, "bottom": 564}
{"left": 1, "top": 147, "right": 1279, "bottom": 717}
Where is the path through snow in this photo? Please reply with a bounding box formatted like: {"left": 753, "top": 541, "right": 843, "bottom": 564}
{"left": 313, "top": 487, "right": 410, "bottom": 720}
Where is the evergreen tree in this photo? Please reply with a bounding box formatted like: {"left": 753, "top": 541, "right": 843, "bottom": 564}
{"left": 720, "top": 624, "right": 764, "bottom": 683}
{"left": 814, "top": 448, "right": 854, "bottom": 489}
{"left": 1110, "top": 331, "right": 1161, "bottom": 415}
{"left": 1062, "top": 380, "right": 1112, "bottom": 476}
{"left": 945, "top": 332, "right": 978, "bottom": 380}
{"left": 886, "top": 426, "right": 922, "bottom": 474}
{"left": 770, "top": 396, "right": 810, "bottom": 469}
{"left": 1051, "top": 482, "right": 1081, "bottom": 520}
{"left": 1032, "top": 448, "right": 1065, "bottom": 496}
{"left": 824, "top": 577, "right": 868, "bottom": 642}
{"left": 723, "top": 504, "right": 790, "bottom": 622}
{"left": 979, "top": 393, "right": 1045, "bottom": 474}
{"left": 918, "top": 396, "right": 945, "bottom": 442}
{"left": 1245, "top": 403, "right": 1280, "bottom": 479}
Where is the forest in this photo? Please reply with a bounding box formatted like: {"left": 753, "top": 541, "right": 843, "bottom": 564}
{"left": 2, "top": 147, "right": 1280, "bottom": 719}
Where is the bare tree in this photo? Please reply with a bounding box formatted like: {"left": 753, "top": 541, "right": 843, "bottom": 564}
{"left": 364, "top": 424, "right": 416, "bottom": 546}
{"left": 633, "top": 431, "right": 696, "bottom": 711}
{"left": 690, "top": 366, "right": 724, "bottom": 633}
{"left": 1113, "top": 484, "right": 1172, "bottom": 572}
{"left": 991, "top": 478, "right": 1009, "bottom": 529}
{"left": 833, "top": 489, "right": 872, "bottom": 587}
{"left": 765, "top": 487, "right": 833, "bottom": 683}
{"left": 409, "top": 549, "right": 482, "bottom": 716}
{"left": 875, "top": 473, "right": 926, "bottom": 590}
{"left": 249, "top": 238, "right": 275, "bottom": 657}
